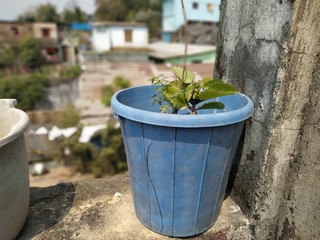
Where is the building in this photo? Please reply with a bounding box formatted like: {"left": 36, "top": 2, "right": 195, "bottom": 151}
{"left": 0, "top": 21, "right": 63, "bottom": 65}
{"left": 92, "top": 22, "right": 149, "bottom": 52}
{"left": 0, "top": 21, "right": 93, "bottom": 65}
{"left": 0, "top": 21, "right": 33, "bottom": 45}
{"left": 58, "top": 23, "right": 79, "bottom": 64}
{"left": 70, "top": 23, "right": 92, "bottom": 51}
{"left": 162, "top": 0, "right": 220, "bottom": 42}
{"left": 32, "top": 22, "right": 61, "bottom": 63}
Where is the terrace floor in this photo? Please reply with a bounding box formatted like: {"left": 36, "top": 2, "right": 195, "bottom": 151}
{"left": 18, "top": 173, "right": 249, "bottom": 240}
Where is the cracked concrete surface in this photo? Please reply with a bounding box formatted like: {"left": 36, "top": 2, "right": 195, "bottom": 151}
{"left": 17, "top": 174, "right": 250, "bottom": 240}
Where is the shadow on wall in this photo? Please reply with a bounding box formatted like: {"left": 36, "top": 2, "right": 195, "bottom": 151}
{"left": 16, "top": 183, "right": 75, "bottom": 239}
{"left": 225, "top": 123, "right": 247, "bottom": 199}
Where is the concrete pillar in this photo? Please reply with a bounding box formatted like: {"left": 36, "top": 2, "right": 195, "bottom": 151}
{"left": 216, "top": 0, "right": 320, "bottom": 239}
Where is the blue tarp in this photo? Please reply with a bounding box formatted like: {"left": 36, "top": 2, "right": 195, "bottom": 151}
{"left": 70, "top": 23, "right": 92, "bottom": 31}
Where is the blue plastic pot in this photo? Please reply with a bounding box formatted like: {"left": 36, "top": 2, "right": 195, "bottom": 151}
{"left": 111, "top": 85, "right": 253, "bottom": 237}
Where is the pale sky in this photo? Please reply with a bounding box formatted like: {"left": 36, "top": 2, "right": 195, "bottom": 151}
{"left": 0, "top": 0, "right": 96, "bottom": 20}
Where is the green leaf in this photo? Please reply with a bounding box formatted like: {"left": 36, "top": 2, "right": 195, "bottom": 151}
{"left": 197, "top": 102, "right": 225, "bottom": 110}
{"left": 184, "top": 69, "right": 194, "bottom": 84}
{"left": 171, "top": 92, "right": 188, "bottom": 110}
{"left": 163, "top": 80, "right": 188, "bottom": 110}
{"left": 185, "top": 84, "right": 193, "bottom": 102}
{"left": 171, "top": 66, "right": 183, "bottom": 81}
{"left": 192, "top": 82, "right": 201, "bottom": 100}
{"left": 200, "top": 77, "right": 224, "bottom": 89}
{"left": 171, "top": 66, "right": 194, "bottom": 83}
{"left": 159, "top": 105, "right": 172, "bottom": 113}
{"left": 199, "top": 82, "right": 238, "bottom": 100}
{"left": 164, "top": 80, "right": 181, "bottom": 100}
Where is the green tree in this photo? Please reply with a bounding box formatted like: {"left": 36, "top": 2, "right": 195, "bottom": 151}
{"left": 19, "top": 37, "right": 45, "bottom": 70}
{"left": 91, "top": 119, "right": 127, "bottom": 178}
{"left": 59, "top": 65, "right": 83, "bottom": 79}
{"left": 57, "top": 129, "right": 97, "bottom": 173}
{"left": 18, "top": 3, "right": 60, "bottom": 22}
{"left": 72, "top": 142, "right": 97, "bottom": 173}
{"left": 0, "top": 45, "right": 15, "bottom": 69}
{"left": 101, "top": 76, "right": 131, "bottom": 106}
{"left": 55, "top": 119, "right": 127, "bottom": 177}
{"left": 0, "top": 74, "right": 48, "bottom": 111}
{"left": 134, "top": 9, "right": 161, "bottom": 40}
{"left": 62, "top": 6, "right": 86, "bottom": 22}
{"left": 36, "top": 3, "right": 60, "bottom": 22}
{"left": 123, "top": 0, "right": 149, "bottom": 12}
{"left": 95, "top": 0, "right": 127, "bottom": 21}
{"left": 122, "top": 0, "right": 150, "bottom": 20}
{"left": 55, "top": 104, "right": 80, "bottom": 128}
{"left": 150, "top": 0, "right": 161, "bottom": 11}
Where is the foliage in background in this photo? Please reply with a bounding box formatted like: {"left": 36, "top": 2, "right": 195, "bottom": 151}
{"left": 0, "top": 73, "right": 48, "bottom": 111}
{"left": 0, "top": 64, "right": 83, "bottom": 111}
{"left": 0, "top": 45, "right": 15, "bottom": 69}
{"left": 18, "top": 2, "right": 86, "bottom": 23}
{"left": 57, "top": 130, "right": 97, "bottom": 174}
{"left": 38, "top": 65, "right": 83, "bottom": 86}
{"left": 101, "top": 76, "right": 131, "bottom": 106}
{"left": 19, "top": 37, "right": 45, "bottom": 70}
{"left": 18, "top": 3, "right": 60, "bottom": 22}
{"left": 59, "top": 65, "right": 83, "bottom": 79}
{"left": 94, "top": 0, "right": 161, "bottom": 39}
{"left": 134, "top": 10, "right": 161, "bottom": 40}
{"left": 91, "top": 119, "right": 127, "bottom": 178}
{"left": 95, "top": 0, "right": 127, "bottom": 21}
{"left": 54, "top": 104, "right": 80, "bottom": 128}
{"left": 62, "top": 6, "right": 87, "bottom": 23}
{"left": 56, "top": 119, "right": 127, "bottom": 177}
{"left": 36, "top": 3, "right": 61, "bottom": 22}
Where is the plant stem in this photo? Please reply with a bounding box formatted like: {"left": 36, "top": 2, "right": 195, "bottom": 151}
{"left": 180, "top": 0, "right": 188, "bottom": 84}
{"left": 190, "top": 104, "right": 197, "bottom": 115}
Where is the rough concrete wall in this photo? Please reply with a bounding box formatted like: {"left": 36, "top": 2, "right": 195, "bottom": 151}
{"left": 216, "top": 0, "right": 320, "bottom": 239}
{"left": 41, "top": 78, "right": 79, "bottom": 110}
{"left": 273, "top": 1, "right": 320, "bottom": 238}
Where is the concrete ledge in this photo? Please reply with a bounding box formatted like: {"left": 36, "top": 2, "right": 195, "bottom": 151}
{"left": 17, "top": 173, "right": 249, "bottom": 239}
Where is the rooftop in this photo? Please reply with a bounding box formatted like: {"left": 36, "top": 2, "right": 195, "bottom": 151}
{"left": 92, "top": 21, "right": 147, "bottom": 28}
{"left": 149, "top": 42, "right": 216, "bottom": 60}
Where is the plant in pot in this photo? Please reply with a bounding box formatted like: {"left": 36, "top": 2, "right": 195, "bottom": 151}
{"left": 111, "top": 1, "right": 253, "bottom": 237}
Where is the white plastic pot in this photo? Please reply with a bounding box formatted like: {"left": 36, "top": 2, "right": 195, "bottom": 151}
{"left": 0, "top": 99, "right": 30, "bottom": 240}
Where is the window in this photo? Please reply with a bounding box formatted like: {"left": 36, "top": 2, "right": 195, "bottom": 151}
{"left": 11, "top": 26, "right": 19, "bottom": 35}
{"left": 41, "top": 28, "right": 51, "bottom": 37}
{"left": 192, "top": 2, "right": 199, "bottom": 9}
{"left": 124, "top": 29, "right": 132, "bottom": 43}
{"left": 207, "top": 3, "right": 214, "bottom": 12}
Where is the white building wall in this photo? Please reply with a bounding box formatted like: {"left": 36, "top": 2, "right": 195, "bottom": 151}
{"left": 110, "top": 27, "right": 148, "bottom": 48}
{"left": 109, "top": 28, "right": 125, "bottom": 47}
{"left": 92, "top": 27, "right": 111, "bottom": 52}
{"left": 92, "top": 25, "right": 148, "bottom": 52}
{"left": 132, "top": 28, "right": 148, "bottom": 47}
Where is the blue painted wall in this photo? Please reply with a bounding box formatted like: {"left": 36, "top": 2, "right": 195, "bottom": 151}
{"left": 162, "top": 0, "right": 220, "bottom": 42}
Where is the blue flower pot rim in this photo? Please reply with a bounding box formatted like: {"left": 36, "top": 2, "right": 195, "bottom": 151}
{"left": 111, "top": 85, "right": 254, "bottom": 128}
